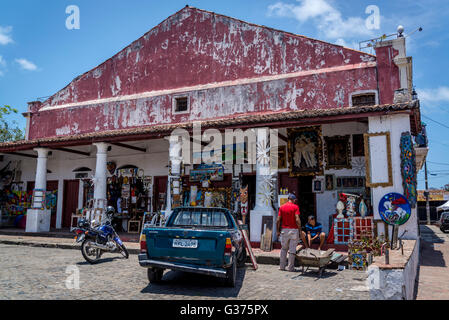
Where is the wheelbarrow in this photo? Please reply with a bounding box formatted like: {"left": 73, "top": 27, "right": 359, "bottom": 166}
{"left": 295, "top": 248, "right": 336, "bottom": 278}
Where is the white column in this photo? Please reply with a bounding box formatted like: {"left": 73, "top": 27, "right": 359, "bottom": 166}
{"left": 93, "top": 142, "right": 109, "bottom": 206}
{"left": 26, "top": 148, "right": 51, "bottom": 233}
{"left": 34, "top": 148, "right": 49, "bottom": 191}
{"left": 165, "top": 136, "right": 182, "bottom": 217}
{"left": 250, "top": 128, "right": 275, "bottom": 242}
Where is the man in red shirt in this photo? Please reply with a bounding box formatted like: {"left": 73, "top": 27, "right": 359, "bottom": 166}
{"left": 277, "top": 194, "right": 305, "bottom": 272}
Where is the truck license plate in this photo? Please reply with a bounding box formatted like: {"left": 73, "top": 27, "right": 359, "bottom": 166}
{"left": 173, "top": 239, "right": 198, "bottom": 249}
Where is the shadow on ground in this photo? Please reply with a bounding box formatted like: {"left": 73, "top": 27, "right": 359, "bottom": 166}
{"left": 419, "top": 225, "right": 446, "bottom": 268}
{"left": 140, "top": 267, "right": 246, "bottom": 298}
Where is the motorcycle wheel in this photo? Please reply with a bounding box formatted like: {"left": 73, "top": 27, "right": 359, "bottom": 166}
{"left": 118, "top": 243, "right": 129, "bottom": 259}
{"left": 81, "top": 240, "right": 102, "bottom": 264}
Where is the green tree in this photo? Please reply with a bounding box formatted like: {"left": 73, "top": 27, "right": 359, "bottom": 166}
{"left": 444, "top": 184, "right": 449, "bottom": 192}
{"left": 0, "top": 105, "right": 25, "bottom": 142}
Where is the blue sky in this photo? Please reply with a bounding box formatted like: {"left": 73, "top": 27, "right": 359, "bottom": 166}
{"left": 0, "top": 0, "right": 448, "bottom": 189}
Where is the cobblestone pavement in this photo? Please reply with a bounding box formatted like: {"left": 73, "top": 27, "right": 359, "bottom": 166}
{"left": 0, "top": 244, "right": 369, "bottom": 300}
{"left": 416, "top": 225, "right": 449, "bottom": 300}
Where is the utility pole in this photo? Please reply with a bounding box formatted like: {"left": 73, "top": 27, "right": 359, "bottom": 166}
{"left": 425, "top": 161, "right": 431, "bottom": 225}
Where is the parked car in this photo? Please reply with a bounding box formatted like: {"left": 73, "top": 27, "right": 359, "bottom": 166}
{"left": 138, "top": 207, "right": 247, "bottom": 287}
{"left": 438, "top": 211, "right": 449, "bottom": 233}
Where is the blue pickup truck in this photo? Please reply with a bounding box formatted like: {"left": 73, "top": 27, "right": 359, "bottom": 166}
{"left": 138, "top": 207, "right": 247, "bottom": 287}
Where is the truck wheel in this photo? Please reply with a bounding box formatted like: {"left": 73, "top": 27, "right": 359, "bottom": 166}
{"left": 147, "top": 268, "right": 164, "bottom": 284}
{"left": 225, "top": 261, "right": 237, "bottom": 287}
{"left": 237, "top": 245, "right": 247, "bottom": 268}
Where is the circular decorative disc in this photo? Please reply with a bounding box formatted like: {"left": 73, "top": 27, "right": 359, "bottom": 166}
{"left": 378, "top": 193, "right": 411, "bottom": 226}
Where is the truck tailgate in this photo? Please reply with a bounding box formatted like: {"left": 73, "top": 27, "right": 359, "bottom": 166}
{"left": 144, "top": 227, "right": 231, "bottom": 266}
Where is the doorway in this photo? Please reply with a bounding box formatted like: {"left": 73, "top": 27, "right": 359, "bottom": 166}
{"left": 62, "top": 180, "right": 80, "bottom": 228}
{"left": 278, "top": 173, "right": 316, "bottom": 226}
{"left": 153, "top": 176, "right": 168, "bottom": 211}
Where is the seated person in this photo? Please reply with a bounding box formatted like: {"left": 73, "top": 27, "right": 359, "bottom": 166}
{"left": 302, "top": 216, "right": 326, "bottom": 250}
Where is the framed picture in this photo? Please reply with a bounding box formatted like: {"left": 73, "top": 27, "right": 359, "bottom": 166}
{"left": 324, "top": 135, "right": 352, "bottom": 170}
{"left": 364, "top": 132, "right": 393, "bottom": 188}
{"left": 312, "top": 177, "right": 325, "bottom": 193}
{"left": 325, "top": 174, "right": 335, "bottom": 191}
{"left": 288, "top": 126, "right": 323, "bottom": 176}
{"left": 277, "top": 145, "right": 287, "bottom": 169}
{"left": 352, "top": 134, "right": 365, "bottom": 157}
{"left": 335, "top": 176, "right": 366, "bottom": 189}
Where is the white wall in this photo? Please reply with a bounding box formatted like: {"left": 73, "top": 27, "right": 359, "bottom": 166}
{"left": 368, "top": 114, "right": 418, "bottom": 240}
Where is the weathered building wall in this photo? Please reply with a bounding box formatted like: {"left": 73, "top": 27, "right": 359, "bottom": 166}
{"left": 29, "top": 65, "right": 378, "bottom": 140}
{"left": 27, "top": 6, "right": 379, "bottom": 140}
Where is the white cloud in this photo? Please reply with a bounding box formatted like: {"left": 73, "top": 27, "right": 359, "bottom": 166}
{"left": 0, "top": 55, "right": 6, "bottom": 76}
{"left": 418, "top": 87, "right": 449, "bottom": 105}
{"left": 268, "top": 0, "right": 375, "bottom": 40}
{"left": 15, "top": 58, "right": 38, "bottom": 71}
{"left": 0, "top": 26, "right": 13, "bottom": 45}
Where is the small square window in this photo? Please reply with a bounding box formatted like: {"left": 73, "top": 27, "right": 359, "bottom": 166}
{"left": 174, "top": 97, "right": 189, "bottom": 114}
{"left": 352, "top": 94, "right": 376, "bottom": 107}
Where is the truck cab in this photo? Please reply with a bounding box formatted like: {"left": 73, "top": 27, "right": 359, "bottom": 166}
{"left": 138, "top": 207, "right": 246, "bottom": 287}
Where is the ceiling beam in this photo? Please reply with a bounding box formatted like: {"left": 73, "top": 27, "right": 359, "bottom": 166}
{"left": 110, "top": 142, "right": 147, "bottom": 153}
{"left": 6, "top": 152, "right": 37, "bottom": 159}
{"left": 278, "top": 133, "right": 288, "bottom": 143}
{"left": 53, "top": 147, "right": 91, "bottom": 157}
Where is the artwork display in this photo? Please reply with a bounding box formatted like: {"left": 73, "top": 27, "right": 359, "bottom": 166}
{"left": 240, "top": 185, "right": 249, "bottom": 224}
{"left": 335, "top": 176, "right": 365, "bottom": 189}
{"left": 352, "top": 134, "right": 365, "bottom": 157}
{"left": 378, "top": 193, "right": 411, "bottom": 226}
{"left": 276, "top": 145, "right": 287, "bottom": 169}
{"left": 333, "top": 218, "right": 353, "bottom": 245}
{"left": 352, "top": 217, "right": 374, "bottom": 241}
{"left": 107, "top": 161, "right": 117, "bottom": 175}
{"left": 184, "top": 187, "right": 232, "bottom": 210}
{"left": 312, "top": 177, "right": 325, "bottom": 193}
{"left": 288, "top": 126, "right": 323, "bottom": 176}
{"left": 364, "top": 132, "right": 393, "bottom": 188}
{"left": 325, "top": 174, "right": 334, "bottom": 191}
{"left": 400, "top": 132, "right": 417, "bottom": 208}
{"left": 324, "top": 135, "right": 352, "bottom": 170}
{"left": 189, "top": 164, "right": 224, "bottom": 182}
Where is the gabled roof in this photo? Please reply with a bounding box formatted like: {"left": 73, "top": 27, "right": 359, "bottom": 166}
{"left": 38, "top": 5, "right": 376, "bottom": 110}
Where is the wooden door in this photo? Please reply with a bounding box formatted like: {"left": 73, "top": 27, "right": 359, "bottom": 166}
{"left": 153, "top": 176, "right": 168, "bottom": 212}
{"left": 62, "top": 180, "right": 80, "bottom": 228}
{"left": 27, "top": 180, "right": 59, "bottom": 228}
{"left": 278, "top": 172, "right": 299, "bottom": 196}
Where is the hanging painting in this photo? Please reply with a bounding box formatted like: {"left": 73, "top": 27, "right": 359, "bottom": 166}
{"left": 287, "top": 126, "right": 323, "bottom": 176}
{"left": 325, "top": 174, "right": 335, "bottom": 191}
{"left": 400, "top": 132, "right": 417, "bottom": 208}
{"left": 324, "top": 135, "right": 352, "bottom": 170}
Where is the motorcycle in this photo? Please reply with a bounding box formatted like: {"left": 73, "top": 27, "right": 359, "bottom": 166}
{"left": 73, "top": 206, "right": 129, "bottom": 264}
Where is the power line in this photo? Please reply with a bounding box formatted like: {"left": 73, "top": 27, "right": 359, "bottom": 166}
{"left": 422, "top": 114, "right": 449, "bottom": 130}
{"left": 427, "top": 161, "right": 449, "bottom": 166}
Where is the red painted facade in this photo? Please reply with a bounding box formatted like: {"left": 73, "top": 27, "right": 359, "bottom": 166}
{"left": 26, "top": 6, "right": 402, "bottom": 141}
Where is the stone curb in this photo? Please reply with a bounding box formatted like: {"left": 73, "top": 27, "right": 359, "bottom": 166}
{"left": 0, "top": 239, "right": 141, "bottom": 255}
{"left": 0, "top": 239, "right": 280, "bottom": 265}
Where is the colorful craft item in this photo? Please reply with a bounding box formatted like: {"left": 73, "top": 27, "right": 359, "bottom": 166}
{"left": 378, "top": 192, "right": 411, "bottom": 226}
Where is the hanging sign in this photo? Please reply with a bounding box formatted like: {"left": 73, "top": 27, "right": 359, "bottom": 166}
{"left": 378, "top": 192, "right": 411, "bottom": 226}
